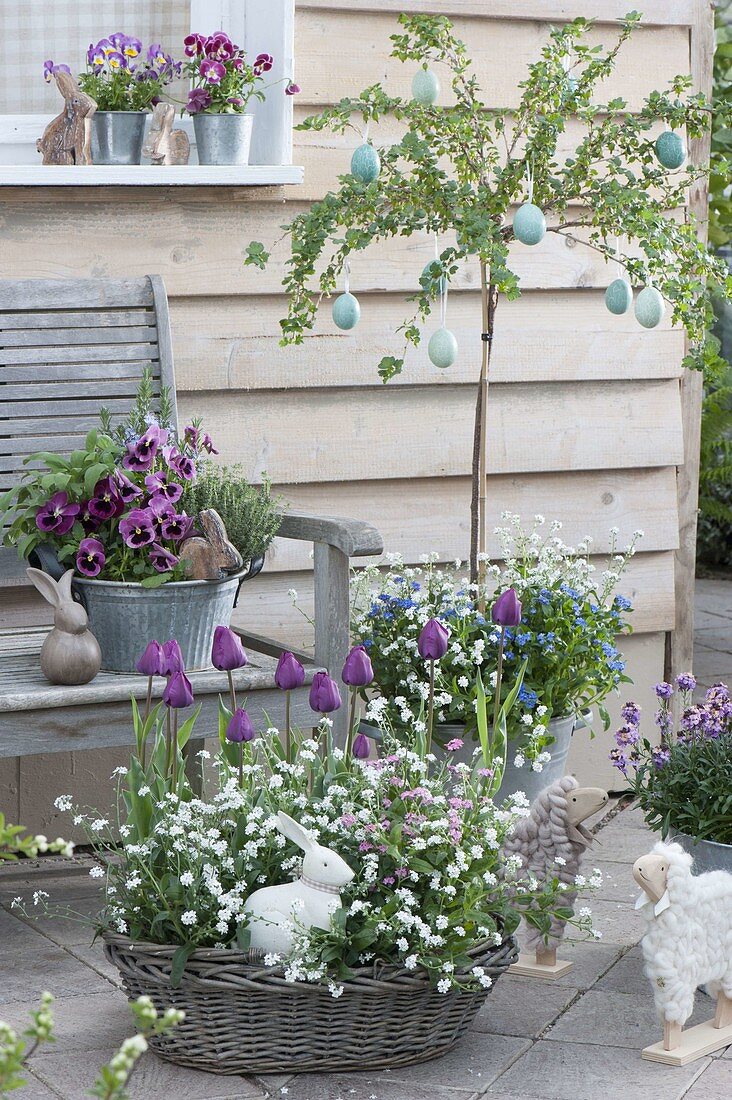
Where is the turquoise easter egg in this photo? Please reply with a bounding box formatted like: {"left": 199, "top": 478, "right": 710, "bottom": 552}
{"left": 428, "top": 327, "right": 458, "bottom": 369}
{"left": 412, "top": 68, "right": 440, "bottom": 106}
{"left": 332, "top": 292, "right": 361, "bottom": 330}
{"left": 655, "top": 131, "right": 686, "bottom": 170}
{"left": 605, "top": 278, "right": 633, "bottom": 316}
{"left": 513, "top": 203, "right": 546, "bottom": 246}
{"left": 634, "top": 286, "right": 664, "bottom": 329}
{"left": 350, "top": 143, "right": 380, "bottom": 184}
{"left": 420, "top": 261, "right": 447, "bottom": 296}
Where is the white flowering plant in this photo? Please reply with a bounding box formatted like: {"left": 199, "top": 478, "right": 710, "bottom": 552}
{"left": 351, "top": 516, "right": 638, "bottom": 762}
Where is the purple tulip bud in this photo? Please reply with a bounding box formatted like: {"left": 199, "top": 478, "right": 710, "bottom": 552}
{"left": 163, "top": 670, "right": 194, "bottom": 709}
{"left": 211, "top": 626, "right": 248, "bottom": 672}
{"left": 161, "top": 639, "right": 185, "bottom": 677}
{"left": 275, "top": 650, "right": 305, "bottom": 691}
{"left": 491, "top": 588, "right": 522, "bottom": 627}
{"left": 309, "top": 670, "right": 342, "bottom": 714}
{"left": 226, "top": 707, "right": 256, "bottom": 743}
{"left": 342, "top": 645, "right": 374, "bottom": 687}
{"left": 136, "top": 640, "right": 164, "bottom": 677}
{"left": 352, "top": 732, "right": 370, "bottom": 759}
{"left": 417, "top": 618, "right": 449, "bottom": 661}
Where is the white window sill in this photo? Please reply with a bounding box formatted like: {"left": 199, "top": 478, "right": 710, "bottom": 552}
{"left": 0, "top": 164, "right": 303, "bottom": 186}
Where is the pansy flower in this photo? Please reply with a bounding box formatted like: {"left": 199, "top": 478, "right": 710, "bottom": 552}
{"left": 160, "top": 512, "right": 193, "bottom": 542}
{"left": 254, "top": 52, "right": 274, "bottom": 74}
{"left": 43, "top": 60, "right": 71, "bottom": 83}
{"left": 35, "top": 491, "right": 80, "bottom": 536}
{"left": 186, "top": 87, "right": 212, "bottom": 113}
{"left": 165, "top": 447, "right": 196, "bottom": 481}
{"left": 200, "top": 58, "right": 226, "bottom": 84}
{"left": 114, "top": 470, "right": 143, "bottom": 505}
{"left": 87, "top": 476, "right": 122, "bottom": 521}
{"left": 285, "top": 82, "right": 301, "bottom": 96}
{"left": 107, "top": 50, "right": 127, "bottom": 71}
{"left": 144, "top": 471, "right": 183, "bottom": 504}
{"left": 119, "top": 507, "right": 156, "bottom": 549}
{"left": 76, "top": 537, "right": 106, "bottom": 578}
{"left": 184, "top": 32, "right": 206, "bottom": 57}
{"left": 204, "top": 32, "right": 234, "bottom": 61}
{"left": 150, "top": 543, "right": 179, "bottom": 573}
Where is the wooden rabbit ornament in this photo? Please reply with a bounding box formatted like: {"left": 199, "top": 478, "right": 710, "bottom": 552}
{"left": 37, "top": 71, "right": 96, "bottom": 165}
{"left": 26, "top": 568, "right": 101, "bottom": 685}
{"left": 179, "top": 509, "right": 243, "bottom": 581}
{"left": 142, "top": 103, "right": 190, "bottom": 166}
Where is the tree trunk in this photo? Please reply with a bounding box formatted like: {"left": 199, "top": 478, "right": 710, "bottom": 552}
{"left": 470, "top": 263, "right": 498, "bottom": 593}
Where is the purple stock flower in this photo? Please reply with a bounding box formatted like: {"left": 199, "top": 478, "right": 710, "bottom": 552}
{"left": 76, "top": 537, "right": 105, "bottom": 577}
{"left": 609, "top": 747, "right": 629, "bottom": 774}
{"left": 36, "top": 492, "right": 80, "bottom": 536}
{"left": 309, "top": 671, "right": 342, "bottom": 714}
{"left": 226, "top": 707, "right": 256, "bottom": 743}
{"left": 491, "top": 588, "right": 522, "bottom": 628}
{"left": 212, "top": 626, "right": 247, "bottom": 671}
{"left": 352, "top": 732, "right": 370, "bottom": 759}
{"left": 43, "top": 60, "right": 71, "bottom": 83}
{"left": 620, "top": 701, "right": 641, "bottom": 726}
{"left": 161, "top": 639, "right": 185, "bottom": 677}
{"left": 652, "top": 746, "right": 671, "bottom": 768}
{"left": 614, "top": 723, "right": 640, "bottom": 748}
{"left": 446, "top": 738, "right": 464, "bottom": 751}
{"left": 165, "top": 447, "right": 196, "bottom": 481}
{"left": 184, "top": 33, "right": 206, "bottom": 57}
{"left": 150, "top": 542, "right": 179, "bottom": 572}
{"left": 200, "top": 58, "right": 226, "bottom": 84}
{"left": 163, "top": 670, "right": 194, "bottom": 709}
{"left": 285, "top": 82, "right": 301, "bottom": 96}
{"left": 274, "top": 651, "right": 305, "bottom": 691}
{"left": 341, "top": 645, "right": 374, "bottom": 687}
{"left": 654, "top": 682, "right": 674, "bottom": 700}
{"left": 186, "top": 87, "right": 212, "bottom": 113}
{"left": 417, "top": 618, "right": 449, "bottom": 661}
{"left": 119, "top": 508, "right": 156, "bottom": 548}
{"left": 254, "top": 52, "right": 274, "bottom": 74}
{"left": 675, "top": 672, "right": 697, "bottom": 694}
{"left": 136, "top": 640, "right": 164, "bottom": 677}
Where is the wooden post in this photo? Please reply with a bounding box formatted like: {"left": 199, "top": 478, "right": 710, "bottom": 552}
{"left": 313, "top": 541, "right": 350, "bottom": 747}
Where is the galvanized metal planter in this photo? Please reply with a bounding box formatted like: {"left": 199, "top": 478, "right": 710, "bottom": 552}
{"left": 672, "top": 832, "right": 732, "bottom": 875}
{"left": 193, "top": 112, "right": 253, "bottom": 165}
{"left": 91, "top": 112, "right": 147, "bottom": 165}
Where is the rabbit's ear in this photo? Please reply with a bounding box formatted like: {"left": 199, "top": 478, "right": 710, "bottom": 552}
{"left": 57, "top": 569, "right": 75, "bottom": 603}
{"left": 276, "top": 811, "right": 314, "bottom": 852}
{"left": 26, "top": 567, "right": 61, "bottom": 608}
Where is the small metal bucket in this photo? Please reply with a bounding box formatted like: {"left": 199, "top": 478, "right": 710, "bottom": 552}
{"left": 72, "top": 573, "right": 245, "bottom": 673}
{"left": 193, "top": 112, "right": 253, "bottom": 165}
{"left": 91, "top": 112, "right": 147, "bottom": 165}
{"left": 672, "top": 832, "right": 732, "bottom": 875}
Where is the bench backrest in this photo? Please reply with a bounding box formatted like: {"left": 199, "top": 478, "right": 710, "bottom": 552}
{"left": 0, "top": 276, "right": 176, "bottom": 622}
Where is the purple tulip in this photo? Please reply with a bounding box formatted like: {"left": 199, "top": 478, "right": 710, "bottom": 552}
{"left": 309, "top": 671, "right": 342, "bottom": 714}
{"left": 163, "top": 670, "right": 194, "bottom": 709}
{"left": 150, "top": 542, "right": 179, "bottom": 572}
{"left": 114, "top": 470, "right": 143, "bottom": 504}
{"left": 212, "top": 626, "right": 248, "bottom": 672}
{"left": 491, "top": 588, "right": 522, "bottom": 628}
{"left": 184, "top": 32, "right": 206, "bottom": 57}
{"left": 418, "top": 618, "right": 449, "bottom": 661}
{"left": 342, "top": 645, "right": 374, "bottom": 687}
{"left": 75, "top": 537, "right": 105, "bottom": 578}
{"left": 36, "top": 491, "right": 80, "bottom": 536}
{"left": 136, "top": 640, "right": 164, "bottom": 677}
{"left": 161, "top": 639, "right": 185, "bottom": 677}
{"left": 352, "top": 732, "right": 370, "bottom": 759}
{"left": 119, "top": 508, "right": 156, "bottom": 549}
{"left": 200, "top": 58, "right": 226, "bottom": 84}
{"left": 274, "top": 650, "right": 305, "bottom": 691}
{"left": 186, "top": 87, "right": 212, "bottom": 114}
{"left": 285, "top": 83, "right": 301, "bottom": 96}
{"left": 226, "top": 707, "right": 256, "bottom": 743}
{"left": 254, "top": 52, "right": 274, "bottom": 74}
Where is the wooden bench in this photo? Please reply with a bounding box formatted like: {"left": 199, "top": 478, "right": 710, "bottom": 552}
{"left": 0, "top": 276, "right": 383, "bottom": 768}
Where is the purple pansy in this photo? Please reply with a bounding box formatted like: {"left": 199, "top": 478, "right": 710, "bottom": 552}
{"left": 119, "top": 507, "right": 156, "bottom": 549}
{"left": 200, "top": 58, "right": 226, "bottom": 84}
{"left": 114, "top": 470, "right": 143, "bottom": 504}
{"left": 43, "top": 60, "right": 71, "bottom": 83}
{"left": 150, "top": 542, "right": 179, "bottom": 572}
{"left": 160, "top": 512, "right": 193, "bottom": 542}
{"left": 87, "top": 476, "right": 122, "bottom": 521}
{"left": 285, "top": 82, "right": 301, "bottom": 96}
{"left": 205, "top": 32, "right": 234, "bottom": 61}
{"left": 254, "top": 52, "right": 273, "bottom": 74}
{"left": 36, "top": 491, "right": 80, "bottom": 535}
{"left": 76, "top": 537, "right": 105, "bottom": 577}
{"left": 165, "top": 447, "right": 196, "bottom": 481}
{"left": 144, "top": 471, "right": 183, "bottom": 504}
{"left": 186, "top": 87, "right": 212, "bottom": 113}
{"left": 86, "top": 43, "right": 106, "bottom": 69}
{"left": 184, "top": 32, "right": 206, "bottom": 57}
{"left": 107, "top": 51, "right": 127, "bottom": 72}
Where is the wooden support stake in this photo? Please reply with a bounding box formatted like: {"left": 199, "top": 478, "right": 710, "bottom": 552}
{"left": 508, "top": 951, "right": 573, "bottom": 980}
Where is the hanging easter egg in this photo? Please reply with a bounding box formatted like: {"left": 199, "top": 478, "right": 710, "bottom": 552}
{"left": 513, "top": 203, "right": 546, "bottom": 246}
{"left": 634, "top": 286, "right": 664, "bottom": 329}
{"left": 420, "top": 261, "right": 447, "bottom": 296}
{"left": 428, "top": 327, "right": 458, "bottom": 369}
{"left": 412, "top": 68, "right": 440, "bottom": 106}
{"left": 605, "top": 278, "right": 633, "bottom": 316}
{"left": 332, "top": 292, "right": 361, "bottom": 331}
{"left": 655, "top": 131, "right": 686, "bottom": 170}
{"left": 350, "top": 144, "right": 380, "bottom": 184}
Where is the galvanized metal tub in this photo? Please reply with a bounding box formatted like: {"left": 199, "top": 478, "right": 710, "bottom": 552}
{"left": 72, "top": 573, "right": 245, "bottom": 673}
{"left": 671, "top": 832, "right": 732, "bottom": 875}
{"left": 193, "top": 112, "right": 253, "bottom": 165}
{"left": 91, "top": 111, "right": 147, "bottom": 165}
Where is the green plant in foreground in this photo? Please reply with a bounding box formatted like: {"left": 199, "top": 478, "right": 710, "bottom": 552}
{"left": 697, "top": 357, "right": 732, "bottom": 569}
{"left": 183, "top": 464, "right": 283, "bottom": 565}
{"left": 0, "top": 812, "right": 73, "bottom": 861}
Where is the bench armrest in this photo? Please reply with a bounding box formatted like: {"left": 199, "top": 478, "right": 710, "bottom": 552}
{"left": 276, "top": 511, "right": 383, "bottom": 558}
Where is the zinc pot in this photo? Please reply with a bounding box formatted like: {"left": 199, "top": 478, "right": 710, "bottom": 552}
{"left": 193, "top": 112, "right": 253, "bottom": 165}
{"left": 72, "top": 572, "right": 245, "bottom": 673}
{"left": 91, "top": 111, "right": 147, "bottom": 165}
{"left": 671, "top": 832, "right": 732, "bottom": 875}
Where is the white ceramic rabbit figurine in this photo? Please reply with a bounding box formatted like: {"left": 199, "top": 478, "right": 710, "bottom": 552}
{"left": 26, "top": 567, "right": 101, "bottom": 685}
{"left": 243, "top": 811, "right": 355, "bottom": 956}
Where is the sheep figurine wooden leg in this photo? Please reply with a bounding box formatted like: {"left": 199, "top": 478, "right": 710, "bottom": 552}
{"left": 633, "top": 842, "right": 732, "bottom": 1065}
{"left": 503, "top": 776, "right": 608, "bottom": 979}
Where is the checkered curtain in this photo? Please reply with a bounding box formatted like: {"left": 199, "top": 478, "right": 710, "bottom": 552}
{"left": 0, "top": 0, "right": 190, "bottom": 112}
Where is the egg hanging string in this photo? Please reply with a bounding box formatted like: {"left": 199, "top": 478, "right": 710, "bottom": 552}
{"left": 525, "top": 162, "right": 534, "bottom": 204}
{"left": 344, "top": 258, "right": 350, "bottom": 295}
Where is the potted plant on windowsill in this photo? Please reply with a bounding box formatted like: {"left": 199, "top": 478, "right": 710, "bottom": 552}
{"left": 181, "top": 31, "right": 300, "bottom": 165}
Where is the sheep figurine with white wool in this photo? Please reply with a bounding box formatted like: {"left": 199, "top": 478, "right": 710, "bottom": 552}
{"left": 633, "top": 840, "right": 732, "bottom": 1064}
{"left": 503, "top": 775, "right": 608, "bottom": 978}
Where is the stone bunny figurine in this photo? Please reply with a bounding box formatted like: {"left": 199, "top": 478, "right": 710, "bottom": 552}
{"left": 243, "top": 811, "right": 355, "bottom": 955}
{"left": 179, "top": 509, "right": 243, "bottom": 581}
{"left": 142, "top": 103, "right": 190, "bottom": 165}
{"left": 26, "top": 567, "right": 101, "bottom": 685}
{"left": 37, "top": 70, "right": 96, "bottom": 165}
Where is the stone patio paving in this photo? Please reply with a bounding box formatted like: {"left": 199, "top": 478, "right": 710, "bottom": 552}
{"left": 1, "top": 582, "right": 730, "bottom": 1100}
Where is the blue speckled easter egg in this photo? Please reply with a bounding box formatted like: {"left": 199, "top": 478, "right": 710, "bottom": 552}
{"left": 605, "top": 278, "right": 633, "bottom": 315}
{"left": 420, "top": 261, "right": 447, "bottom": 296}
{"left": 634, "top": 286, "right": 664, "bottom": 329}
{"left": 655, "top": 131, "right": 686, "bottom": 170}
{"left": 513, "top": 203, "right": 546, "bottom": 246}
{"left": 412, "top": 68, "right": 440, "bottom": 106}
{"left": 428, "top": 327, "right": 458, "bottom": 369}
{"left": 350, "top": 143, "right": 380, "bottom": 184}
{"left": 332, "top": 292, "right": 361, "bottom": 330}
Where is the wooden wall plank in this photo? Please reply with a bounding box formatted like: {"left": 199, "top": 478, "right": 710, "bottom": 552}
{"left": 296, "top": 2, "right": 696, "bottom": 28}
{"left": 178, "top": 378, "right": 684, "bottom": 484}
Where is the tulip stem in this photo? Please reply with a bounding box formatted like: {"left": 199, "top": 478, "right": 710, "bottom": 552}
{"left": 426, "top": 660, "right": 436, "bottom": 756}
{"left": 142, "top": 676, "right": 153, "bottom": 769}
{"left": 285, "top": 691, "right": 291, "bottom": 763}
{"left": 165, "top": 709, "right": 172, "bottom": 782}
{"left": 238, "top": 744, "right": 243, "bottom": 788}
{"left": 492, "top": 626, "right": 505, "bottom": 744}
{"left": 346, "top": 689, "right": 358, "bottom": 759}
{"left": 172, "top": 711, "right": 179, "bottom": 784}
{"left": 227, "top": 670, "right": 238, "bottom": 714}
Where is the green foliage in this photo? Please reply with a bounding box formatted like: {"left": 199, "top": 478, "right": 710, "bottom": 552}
{"left": 0, "top": 813, "right": 72, "bottom": 861}
{"left": 247, "top": 12, "right": 731, "bottom": 380}
{"left": 697, "top": 356, "right": 732, "bottom": 569}
{"left": 182, "top": 464, "right": 282, "bottom": 565}
{"left": 0, "top": 992, "right": 54, "bottom": 1093}
{"left": 709, "top": 1, "right": 732, "bottom": 248}
{"left": 633, "top": 734, "right": 732, "bottom": 845}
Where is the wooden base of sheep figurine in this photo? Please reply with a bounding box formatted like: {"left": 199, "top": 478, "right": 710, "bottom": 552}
{"left": 633, "top": 843, "right": 732, "bottom": 1065}
{"left": 505, "top": 776, "right": 608, "bottom": 980}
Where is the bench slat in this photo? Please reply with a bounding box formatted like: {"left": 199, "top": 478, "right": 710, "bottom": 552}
{"left": 0, "top": 361, "right": 158, "bottom": 382}
{"left": 0, "top": 278, "right": 154, "bottom": 310}
{"left": 1, "top": 342, "right": 159, "bottom": 365}
{"left": 0, "top": 326, "right": 159, "bottom": 347}
{"left": 0, "top": 309, "right": 154, "bottom": 330}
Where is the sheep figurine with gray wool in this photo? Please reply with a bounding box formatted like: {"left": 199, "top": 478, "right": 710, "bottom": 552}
{"left": 633, "top": 841, "right": 732, "bottom": 1065}
{"left": 503, "top": 775, "right": 608, "bottom": 978}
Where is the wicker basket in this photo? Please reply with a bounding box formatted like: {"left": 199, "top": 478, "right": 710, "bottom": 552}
{"left": 103, "top": 932, "right": 518, "bottom": 1075}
